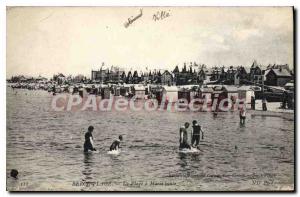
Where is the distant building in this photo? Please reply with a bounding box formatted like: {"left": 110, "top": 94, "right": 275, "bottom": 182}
{"left": 108, "top": 66, "right": 124, "bottom": 83}
{"left": 53, "top": 73, "right": 66, "bottom": 84}
{"left": 210, "top": 67, "right": 222, "bottom": 81}
{"left": 132, "top": 71, "right": 140, "bottom": 84}
{"left": 226, "top": 66, "right": 237, "bottom": 84}
{"left": 161, "top": 70, "right": 173, "bottom": 85}
{"left": 197, "top": 69, "right": 206, "bottom": 84}
{"left": 9, "top": 75, "right": 32, "bottom": 83}
{"left": 36, "top": 75, "right": 48, "bottom": 82}
{"left": 73, "top": 74, "right": 85, "bottom": 83}
{"left": 249, "top": 60, "right": 263, "bottom": 84}
{"left": 91, "top": 66, "right": 124, "bottom": 84}
{"left": 234, "top": 66, "right": 250, "bottom": 85}
{"left": 89, "top": 62, "right": 292, "bottom": 87}
{"left": 173, "top": 63, "right": 198, "bottom": 85}
{"left": 126, "top": 71, "right": 133, "bottom": 84}
{"left": 91, "top": 68, "right": 108, "bottom": 83}
{"left": 265, "top": 68, "right": 292, "bottom": 86}
{"left": 142, "top": 72, "right": 150, "bottom": 83}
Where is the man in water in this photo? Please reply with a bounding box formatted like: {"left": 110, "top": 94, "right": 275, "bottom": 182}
{"left": 191, "top": 120, "right": 203, "bottom": 148}
{"left": 110, "top": 135, "right": 123, "bottom": 151}
{"left": 179, "top": 122, "right": 191, "bottom": 149}
{"left": 84, "top": 126, "right": 96, "bottom": 153}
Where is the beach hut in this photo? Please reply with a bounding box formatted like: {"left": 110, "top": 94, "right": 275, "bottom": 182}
{"left": 113, "top": 86, "right": 121, "bottom": 96}
{"left": 284, "top": 82, "right": 294, "bottom": 91}
{"left": 133, "top": 85, "right": 146, "bottom": 99}
{"left": 219, "top": 86, "right": 239, "bottom": 110}
{"left": 78, "top": 85, "right": 88, "bottom": 98}
{"left": 199, "top": 87, "right": 213, "bottom": 101}
{"left": 178, "top": 85, "right": 199, "bottom": 100}
{"left": 237, "top": 86, "right": 255, "bottom": 104}
{"left": 162, "top": 86, "right": 178, "bottom": 103}
{"left": 120, "top": 86, "right": 127, "bottom": 96}
{"left": 222, "top": 86, "right": 239, "bottom": 101}
{"left": 212, "top": 86, "right": 225, "bottom": 105}
{"left": 178, "top": 88, "right": 191, "bottom": 103}
{"left": 101, "top": 87, "right": 111, "bottom": 99}
{"left": 177, "top": 85, "right": 197, "bottom": 102}
{"left": 148, "top": 85, "right": 163, "bottom": 102}
{"left": 123, "top": 84, "right": 135, "bottom": 97}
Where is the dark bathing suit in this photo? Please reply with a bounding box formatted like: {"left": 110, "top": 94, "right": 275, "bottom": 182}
{"left": 192, "top": 124, "right": 201, "bottom": 146}
{"left": 179, "top": 127, "right": 191, "bottom": 149}
{"left": 240, "top": 111, "right": 246, "bottom": 120}
{"left": 110, "top": 139, "right": 120, "bottom": 151}
{"left": 84, "top": 132, "right": 94, "bottom": 152}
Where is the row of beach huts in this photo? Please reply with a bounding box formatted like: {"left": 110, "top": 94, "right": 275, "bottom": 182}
{"left": 10, "top": 82, "right": 259, "bottom": 107}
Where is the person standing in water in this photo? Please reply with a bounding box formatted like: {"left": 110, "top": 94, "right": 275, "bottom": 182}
{"left": 179, "top": 122, "right": 191, "bottom": 149}
{"left": 110, "top": 135, "right": 123, "bottom": 151}
{"left": 251, "top": 96, "right": 256, "bottom": 110}
{"left": 191, "top": 120, "right": 203, "bottom": 147}
{"left": 239, "top": 108, "right": 246, "bottom": 125}
{"left": 262, "top": 97, "right": 267, "bottom": 111}
{"left": 84, "top": 126, "right": 96, "bottom": 152}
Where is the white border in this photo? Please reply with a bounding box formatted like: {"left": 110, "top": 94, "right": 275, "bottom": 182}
{"left": 1, "top": 0, "right": 298, "bottom": 196}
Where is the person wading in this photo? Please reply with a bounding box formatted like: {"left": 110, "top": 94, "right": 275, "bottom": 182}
{"left": 84, "top": 126, "right": 96, "bottom": 153}
{"left": 251, "top": 96, "right": 255, "bottom": 110}
{"left": 262, "top": 97, "right": 267, "bottom": 111}
{"left": 110, "top": 135, "right": 123, "bottom": 151}
{"left": 239, "top": 108, "right": 246, "bottom": 125}
{"left": 179, "top": 122, "right": 191, "bottom": 150}
{"left": 191, "top": 120, "right": 203, "bottom": 148}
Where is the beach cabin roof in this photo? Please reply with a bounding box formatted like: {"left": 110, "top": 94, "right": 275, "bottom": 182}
{"left": 99, "top": 84, "right": 109, "bottom": 88}
{"left": 222, "top": 85, "right": 238, "bottom": 92}
{"left": 250, "top": 86, "right": 262, "bottom": 91}
{"left": 199, "top": 87, "right": 213, "bottom": 93}
{"left": 244, "top": 67, "right": 251, "bottom": 73}
{"left": 284, "top": 82, "right": 294, "bottom": 87}
{"left": 57, "top": 73, "right": 65, "bottom": 78}
{"left": 36, "top": 76, "right": 48, "bottom": 81}
{"left": 149, "top": 84, "right": 161, "bottom": 88}
{"left": 268, "top": 86, "right": 286, "bottom": 92}
{"left": 162, "top": 86, "right": 178, "bottom": 92}
{"left": 213, "top": 85, "right": 223, "bottom": 91}
{"left": 272, "top": 68, "right": 291, "bottom": 77}
{"left": 178, "top": 85, "right": 199, "bottom": 90}
{"left": 123, "top": 84, "right": 135, "bottom": 87}
{"left": 264, "top": 68, "right": 291, "bottom": 78}
{"left": 134, "top": 85, "right": 145, "bottom": 91}
{"left": 237, "top": 86, "right": 254, "bottom": 91}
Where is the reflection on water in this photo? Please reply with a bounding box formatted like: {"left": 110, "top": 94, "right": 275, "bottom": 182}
{"left": 6, "top": 88, "right": 294, "bottom": 191}
{"left": 82, "top": 153, "right": 95, "bottom": 181}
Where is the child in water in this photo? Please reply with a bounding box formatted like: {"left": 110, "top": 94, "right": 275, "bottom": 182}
{"left": 110, "top": 135, "right": 123, "bottom": 151}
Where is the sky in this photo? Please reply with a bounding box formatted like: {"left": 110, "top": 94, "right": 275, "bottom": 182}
{"left": 6, "top": 6, "right": 293, "bottom": 78}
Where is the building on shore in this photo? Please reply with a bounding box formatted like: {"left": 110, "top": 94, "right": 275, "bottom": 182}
{"left": 264, "top": 67, "right": 292, "bottom": 86}
{"left": 91, "top": 66, "right": 125, "bottom": 84}
{"left": 91, "top": 61, "right": 292, "bottom": 88}
{"left": 161, "top": 70, "right": 174, "bottom": 85}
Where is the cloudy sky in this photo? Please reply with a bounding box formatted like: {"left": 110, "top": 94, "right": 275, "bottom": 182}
{"left": 7, "top": 7, "right": 293, "bottom": 78}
